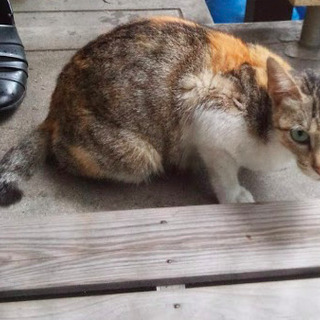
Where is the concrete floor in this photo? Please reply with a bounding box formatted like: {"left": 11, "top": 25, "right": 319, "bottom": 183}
{"left": 1, "top": 1, "right": 320, "bottom": 217}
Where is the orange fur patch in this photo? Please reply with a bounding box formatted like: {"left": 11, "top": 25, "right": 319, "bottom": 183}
{"left": 69, "top": 146, "right": 102, "bottom": 178}
{"left": 207, "top": 31, "right": 291, "bottom": 88}
{"left": 249, "top": 45, "right": 291, "bottom": 88}
{"left": 73, "top": 55, "right": 90, "bottom": 69}
{"left": 39, "top": 119, "right": 60, "bottom": 144}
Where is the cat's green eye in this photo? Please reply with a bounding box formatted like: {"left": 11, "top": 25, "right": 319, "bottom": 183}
{"left": 290, "top": 129, "right": 310, "bottom": 144}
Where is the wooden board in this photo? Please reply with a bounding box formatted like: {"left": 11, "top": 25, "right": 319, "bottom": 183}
{"left": 14, "top": 10, "right": 180, "bottom": 51}
{"left": 1, "top": 201, "right": 320, "bottom": 298}
{"left": 213, "top": 20, "right": 302, "bottom": 44}
{"left": 289, "top": 0, "right": 320, "bottom": 6}
{"left": 1, "top": 279, "right": 320, "bottom": 319}
{"left": 11, "top": 0, "right": 214, "bottom": 25}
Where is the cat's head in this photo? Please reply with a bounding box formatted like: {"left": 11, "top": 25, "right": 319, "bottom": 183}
{"left": 267, "top": 57, "right": 320, "bottom": 180}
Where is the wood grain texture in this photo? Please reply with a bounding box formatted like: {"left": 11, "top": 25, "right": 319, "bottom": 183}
{"left": 1, "top": 201, "right": 320, "bottom": 297}
{"left": 1, "top": 279, "right": 320, "bottom": 319}
{"left": 11, "top": 0, "right": 214, "bottom": 25}
{"left": 15, "top": 10, "right": 181, "bottom": 51}
{"left": 16, "top": 13, "right": 303, "bottom": 51}
{"left": 212, "top": 21, "right": 302, "bottom": 44}
{"left": 289, "top": 0, "right": 320, "bottom": 6}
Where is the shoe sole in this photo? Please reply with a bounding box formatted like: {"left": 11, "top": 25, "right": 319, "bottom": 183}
{"left": 0, "top": 89, "right": 26, "bottom": 113}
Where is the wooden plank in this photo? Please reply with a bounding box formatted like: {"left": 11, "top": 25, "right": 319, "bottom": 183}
{"left": 11, "top": 0, "right": 214, "bottom": 25}
{"left": 212, "top": 20, "right": 302, "bottom": 44}
{"left": 289, "top": 0, "right": 320, "bottom": 6}
{"left": 1, "top": 201, "right": 320, "bottom": 298}
{"left": 1, "top": 279, "right": 320, "bottom": 319}
{"left": 15, "top": 10, "right": 181, "bottom": 51}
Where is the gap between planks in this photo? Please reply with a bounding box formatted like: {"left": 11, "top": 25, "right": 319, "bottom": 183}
{"left": 1, "top": 278, "right": 320, "bottom": 320}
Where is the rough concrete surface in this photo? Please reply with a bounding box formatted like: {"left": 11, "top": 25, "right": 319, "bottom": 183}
{"left": 1, "top": 1, "right": 320, "bottom": 217}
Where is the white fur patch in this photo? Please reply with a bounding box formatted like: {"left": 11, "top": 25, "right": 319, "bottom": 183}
{"left": 183, "top": 109, "right": 295, "bottom": 172}
{"left": 178, "top": 70, "right": 240, "bottom": 109}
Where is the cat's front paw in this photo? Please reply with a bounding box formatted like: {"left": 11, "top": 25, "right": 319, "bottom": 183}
{"left": 221, "top": 186, "right": 255, "bottom": 204}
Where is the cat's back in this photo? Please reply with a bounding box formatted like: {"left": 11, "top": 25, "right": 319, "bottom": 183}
{"left": 58, "top": 17, "right": 210, "bottom": 89}
{"left": 49, "top": 17, "right": 211, "bottom": 120}
{"left": 77, "top": 17, "right": 209, "bottom": 66}
{"left": 46, "top": 17, "right": 216, "bottom": 164}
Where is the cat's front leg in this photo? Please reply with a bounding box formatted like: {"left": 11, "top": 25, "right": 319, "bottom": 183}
{"left": 200, "top": 149, "right": 254, "bottom": 204}
{"left": 224, "top": 185, "right": 255, "bottom": 204}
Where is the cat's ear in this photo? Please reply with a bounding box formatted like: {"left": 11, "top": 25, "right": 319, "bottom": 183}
{"left": 267, "top": 57, "right": 301, "bottom": 105}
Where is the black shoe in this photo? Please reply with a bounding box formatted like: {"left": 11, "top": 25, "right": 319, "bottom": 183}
{"left": 0, "top": 0, "right": 28, "bottom": 112}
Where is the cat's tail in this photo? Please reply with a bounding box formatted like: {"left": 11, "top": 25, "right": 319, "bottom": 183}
{"left": 0, "top": 123, "right": 51, "bottom": 206}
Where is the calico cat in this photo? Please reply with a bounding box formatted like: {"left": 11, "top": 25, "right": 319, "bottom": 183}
{"left": 0, "top": 16, "right": 319, "bottom": 205}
